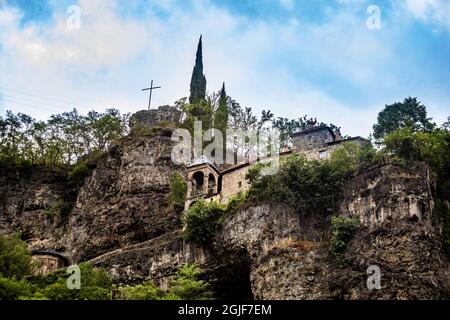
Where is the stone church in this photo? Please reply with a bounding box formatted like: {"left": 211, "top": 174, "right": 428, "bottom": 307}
{"left": 185, "top": 125, "right": 368, "bottom": 209}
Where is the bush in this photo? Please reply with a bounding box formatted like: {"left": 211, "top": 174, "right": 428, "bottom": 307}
{"left": 248, "top": 155, "right": 352, "bottom": 214}
{"left": 169, "top": 172, "right": 187, "bottom": 212}
{"left": 119, "top": 263, "right": 212, "bottom": 300}
{"left": 44, "top": 199, "right": 72, "bottom": 218}
{"left": 0, "top": 276, "right": 36, "bottom": 300}
{"left": 0, "top": 234, "right": 33, "bottom": 279}
{"left": 166, "top": 264, "right": 212, "bottom": 300}
{"left": 330, "top": 216, "right": 360, "bottom": 264}
{"left": 181, "top": 200, "right": 224, "bottom": 245}
{"left": 223, "top": 192, "right": 248, "bottom": 215}
{"left": 121, "top": 282, "right": 163, "bottom": 300}
{"left": 37, "top": 263, "right": 113, "bottom": 300}
{"left": 68, "top": 163, "right": 90, "bottom": 187}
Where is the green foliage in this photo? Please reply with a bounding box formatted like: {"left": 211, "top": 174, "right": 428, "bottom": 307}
{"left": 181, "top": 100, "right": 214, "bottom": 133}
{"left": 0, "top": 276, "right": 36, "bottom": 300}
{"left": 373, "top": 97, "right": 434, "bottom": 141}
{"left": 0, "top": 234, "right": 33, "bottom": 279}
{"left": 131, "top": 122, "right": 158, "bottom": 138}
{"left": 44, "top": 199, "right": 73, "bottom": 218}
{"left": 330, "top": 216, "right": 360, "bottom": 264}
{"left": 330, "top": 142, "right": 381, "bottom": 173}
{"left": 121, "top": 282, "right": 163, "bottom": 300}
{"left": 120, "top": 264, "right": 211, "bottom": 301}
{"left": 384, "top": 127, "right": 450, "bottom": 172}
{"left": 189, "top": 36, "right": 207, "bottom": 104}
{"left": 182, "top": 199, "right": 224, "bottom": 245}
{"left": 38, "top": 263, "right": 113, "bottom": 300}
{"left": 248, "top": 154, "right": 352, "bottom": 214}
{"left": 214, "top": 83, "right": 229, "bottom": 144}
{"left": 68, "top": 163, "right": 90, "bottom": 187}
{"left": 245, "top": 162, "right": 267, "bottom": 185}
{"left": 166, "top": 264, "right": 212, "bottom": 300}
{"left": 169, "top": 172, "right": 187, "bottom": 212}
{"left": 223, "top": 192, "right": 248, "bottom": 216}
{"left": 0, "top": 235, "right": 211, "bottom": 301}
{"left": 0, "top": 108, "right": 128, "bottom": 167}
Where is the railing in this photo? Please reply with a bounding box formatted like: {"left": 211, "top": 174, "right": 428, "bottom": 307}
{"left": 191, "top": 189, "right": 205, "bottom": 197}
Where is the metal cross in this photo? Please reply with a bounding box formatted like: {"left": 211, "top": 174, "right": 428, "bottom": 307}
{"left": 142, "top": 80, "right": 161, "bottom": 110}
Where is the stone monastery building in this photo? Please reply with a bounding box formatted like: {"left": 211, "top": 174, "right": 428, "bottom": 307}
{"left": 185, "top": 126, "right": 368, "bottom": 209}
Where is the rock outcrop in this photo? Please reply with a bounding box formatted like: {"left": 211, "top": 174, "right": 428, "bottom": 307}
{"left": 66, "top": 128, "right": 185, "bottom": 262}
{"left": 1, "top": 107, "right": 449, "bottom": 300}
{"left": 0, "top": 166, "right": 70, "bottom": 252}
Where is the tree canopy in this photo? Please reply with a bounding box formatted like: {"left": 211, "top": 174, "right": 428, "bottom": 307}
{"left": 0, "top": 108, "right": 130, "bottom": 167}
{"left": 373, "top": 97, "right": 434, "bottom": 140}
{"left": 189, "top": 36, "right": 207, "bottom": 104}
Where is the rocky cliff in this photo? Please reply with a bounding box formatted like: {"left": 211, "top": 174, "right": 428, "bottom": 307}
{"left": 0, "top": 108, "right": 449, "bottom": 300}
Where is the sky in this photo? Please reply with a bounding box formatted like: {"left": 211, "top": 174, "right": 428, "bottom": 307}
{"left": 0, "top": 0, "right": 449, "bottom": 137}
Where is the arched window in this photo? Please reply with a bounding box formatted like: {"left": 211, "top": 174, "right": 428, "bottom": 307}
{"left": 192, "top": 171, "right": 205, "bottom": 196}
{"left": 208, "top": 173, "right": 216, "bottom": 195}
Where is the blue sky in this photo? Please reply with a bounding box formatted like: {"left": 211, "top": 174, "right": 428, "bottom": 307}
{"left": 0, "top": 0, "right": 449, "bottom": 137}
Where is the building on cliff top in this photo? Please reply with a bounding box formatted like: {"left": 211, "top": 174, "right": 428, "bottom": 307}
{"left": 185, "top": 126, "right": 369, "bottom": 209}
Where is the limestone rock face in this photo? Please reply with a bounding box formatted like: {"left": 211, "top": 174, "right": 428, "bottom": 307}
{"left": 211, "top": 164, "right": 449, "bottom": 300}
{"left": 0, "top": 111, "right": 449, "bottom": 300}
{"left": 336, "top": 164, "right": 450, "bottom": 299}
{"left": 129, "top": 106, "right": 181, "bottom": 130}
{"left": 89, "top": 231, "right": 208, "bottom": 287}
{"left": 0, "top": 166, "right": 70, "bottom": 251}
{"left": 66, "top": 130, "right": 185, "bottom": 262}
{"left": 215, "top": 204, "right": 331, "bottom": 299}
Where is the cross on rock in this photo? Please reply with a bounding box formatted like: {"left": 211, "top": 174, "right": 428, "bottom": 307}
{"left": 142, "top": 80, "right": 161, "bottom": 110}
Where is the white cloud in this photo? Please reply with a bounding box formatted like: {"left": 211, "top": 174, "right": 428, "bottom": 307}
{"left": 279, "top": 0, "right": 294, "bottom": 10}
{"left": 0, "top": 0, "right": 448, "bottom": 138}
{"left": 404, "top": 0, "right": 450, "bottom": 31}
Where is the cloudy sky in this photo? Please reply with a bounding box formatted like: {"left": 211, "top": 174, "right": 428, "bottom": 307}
{"left": 0, "top": 0, "right": 449, "bottom": 137}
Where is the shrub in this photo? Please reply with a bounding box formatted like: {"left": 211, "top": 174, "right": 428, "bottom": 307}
{"left": 68, "top": 163, "right": 90, "bottom": 187}
{"left": 223, "top": 192, "right": 248, "bottom": 215}
{"left": 166, "top": 264, "right": 212, "bottom": 300}
{"left": 0, "top": 234, "right": 33, "bottom": 279}
{"left": 330, "top": 216, "right": 360, "bottom": 264}
{"left": 169, "top": 172, "right": 187, "bottom": 212}
{"left": 0, "top": 276, "right": 36, "bottom": 300}
{"left": 121, "top": 282, "right": 163, "bottom": 300}
{"left": 44, "top": 199, "right": 72, "bottom": 218}
{"left": 181, "top": 200, "right": 224, "bottom": 245}
{"left": 248, "top": 155, "right": 352, "bottom": 214}
{"left": 38, "top": 263, "right": 112, "bottom": 300}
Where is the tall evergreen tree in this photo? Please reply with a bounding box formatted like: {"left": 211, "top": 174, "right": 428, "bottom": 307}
{"left": 214, "top": 83, "right": 229, "bottom": 158}
{"left": 189, "top": 36, "right": 207, "bottom": 104}
{"left": 215, "top": 83, "right": 229, "bottom": 133}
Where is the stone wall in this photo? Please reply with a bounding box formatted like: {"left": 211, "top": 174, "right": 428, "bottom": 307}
{"left": 220, "top": 165, "right": 250, "bottom": 203}
{"left": 291, "top": 127, "right": 335, "bottom": 153}
{"left": 32, "top": 254, "right": 66, "bottom": 276}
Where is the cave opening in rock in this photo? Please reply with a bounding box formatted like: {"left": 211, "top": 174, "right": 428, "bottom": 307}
{"left": 212, "top": 251, "right": 254, "bottom": 300}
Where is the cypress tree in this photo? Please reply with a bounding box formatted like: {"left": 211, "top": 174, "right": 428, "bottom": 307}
{"left": 215, "top": 82, "right": 228, "bottom": 132}
{"left": 189, "top": 36, "right": 207, "bottom": 104}
{"left": 214, "top": 82, "right": 229, "bottom": 157}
